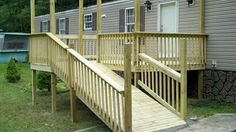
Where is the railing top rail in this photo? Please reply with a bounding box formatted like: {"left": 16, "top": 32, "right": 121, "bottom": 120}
{"left": 139, "top": 53, "right": 181, "bottom": 82}
{"left": 68, "top": 49, "right": 124, "bottom": 93}
{"left": 98, "top": 32, "right": 207, "bottom": 37}
{"left": 56, "top": 34, "right": 96, "bottom": 39}
{"left": 30, "top": 33, "right": 69, "bottom": 49}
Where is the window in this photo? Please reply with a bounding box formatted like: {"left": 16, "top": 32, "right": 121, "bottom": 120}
{"left": 59, "top": 18, "right": 66, "bottom": 34}
{"left": 84, "top": 14, "right": 92, "bottom": 30}
{"left": 125, "top": 8, "right": 135, "bottom": 32}
{"left": 42, "top": 20, "right": 49, "bottom": 32}
{"left": 5, "top": 42, "right": 24, "bottom": 50}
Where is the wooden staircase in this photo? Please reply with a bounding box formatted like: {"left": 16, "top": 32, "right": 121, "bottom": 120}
{"left": 29, "top": 33, "right": 197, "bottom": 132}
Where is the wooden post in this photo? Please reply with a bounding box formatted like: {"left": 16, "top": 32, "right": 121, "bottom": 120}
{"left": 134, "top": 0, "right": 141, "bottom": 87}
{"left": 51, "top": 73, "right": 56, "bottom": 113}
{"left": 32, "top": 70, "right": 37, "bottom": 105}
{"left": 67, "top": 51, "right": 78, "bottom": 122}
{"left": 124, "top": 43, "right": 132, "bottom": 132}
{"left": 198, "top": 0, "right": 204, "bottom": 98}
{"left": 31, "top": 0, "right": 35, "bottom": 33}
{"left": 50, "top": 0, "right": 56, "bottom": 34}
{"left": 180, "top": 39, "right": 187, "bottom": 120}
{"left": 134, "top": 0, "right": 141, "bottom": 32}
{"left": 79, "top": 0, "right": 84, "bottom": 54}
{"left": 96, "top": 0, "right": 102, "bottom": 63}
{"left": 70, "top": 88, "right": 78, "bottom": 122}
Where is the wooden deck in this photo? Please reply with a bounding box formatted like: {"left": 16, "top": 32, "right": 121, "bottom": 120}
{"left": 91, "top": 61, "right": 186, "bottom": 132}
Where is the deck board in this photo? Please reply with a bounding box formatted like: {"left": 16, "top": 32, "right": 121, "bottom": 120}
{"left": 90, "top": 61, "right": 186, "bottom": 132}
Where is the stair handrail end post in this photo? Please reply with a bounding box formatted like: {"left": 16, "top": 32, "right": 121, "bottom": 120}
{"left": 180, "top": 39, "right": 187, "bottom": 120}
{"left": 124, "top": 43, "right": 132, "bottom": 132}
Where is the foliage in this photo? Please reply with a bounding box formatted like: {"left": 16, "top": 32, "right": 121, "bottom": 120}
{"left": 37, "top": 71, "right": 51, "bottom": 91}
{"left": 5, "top": 59, "right": 21, "bottom": 83}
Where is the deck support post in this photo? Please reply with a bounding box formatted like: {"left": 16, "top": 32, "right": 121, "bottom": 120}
{"left": 198, "top": 0, "right": 204, "bottom": 99}
{"left": 49, "top": 0, "right": 56, "bottom": 34}
{"left": 51, "top": 73, "right": 56, "bottom": 113}
{"left": 135, "top": 0, "right": 141, "bottom": 32}
{"left": 124, "top": 43, "right": 132, "bottom": 132}
{"left": 180, "top": 39, "right": 187, "bottom": 120}
{"left": 30, "top": 0, "right": 35, "bottom": 33}
{"left": 70, "top": 88, "right": 78, "bottom": 122}
{"left": 96, "top": 0, "right": 102, "bottom": 63}
{"left": 32, "top": 70, "right": 37, "bottom": 105}
{"left": 79, "top": 0, "right": 84, "bottom": 54}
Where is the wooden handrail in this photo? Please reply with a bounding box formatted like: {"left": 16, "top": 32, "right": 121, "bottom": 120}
{"left": 139, "top": 53, "right": 181, "bottom": 82}
{"left": 30, "top": 33, "right": 126, "bottom": 131}
{"left": 68, "top": 49, "right": 124, "bottom": 93}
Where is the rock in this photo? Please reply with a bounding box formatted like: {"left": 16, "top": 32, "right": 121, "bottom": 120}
{"left": 224, "top": 81, "right": 232, "bottom": 92}
{"left": 220, "top": 89, "right": 228, "bottom": 98}
{"left": 233, "top": 80, "right": 236, "bottom": 87}
{"left": 219, "top": 71, "right": 226, "bottom": 82}
{"left": 215, "top": 80, "right": 224, "bottom": 89}
{"left": 227, "top": 72, "right": 234, "bottom": 82}
{"left": 225, "top": 95, "right": 235, "bottom": 103}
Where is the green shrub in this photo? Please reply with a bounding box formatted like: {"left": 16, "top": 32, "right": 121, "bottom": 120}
{"left": 5, "top": 59, "right": 21, "bottom": 83}
{"left": 37, "top": 71, "right": 51, "bottom": 91}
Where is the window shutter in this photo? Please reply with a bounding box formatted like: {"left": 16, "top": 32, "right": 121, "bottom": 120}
{"left": 40, "top": 21, "right": 43, "bottom": 32}
{"left": 65, "top": 18, "right": 69, "bottom": 34}
{"left": 119, "top": 9, "right": 125, "bottom": 32}
{"left": 140, "top": 6, "right": 145, "bottom": 31}
{"left": 56, "top": 19, "right": 59, "bottom": 34}
{"left": 92, "top": 12, "right": 97, "bottom": 31}
{"left": 48, "top": 20, "right": 50, "bottom": 32}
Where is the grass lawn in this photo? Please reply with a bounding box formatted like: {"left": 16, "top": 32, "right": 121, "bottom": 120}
{"left": 0, "top": 63, "right": 110, "bottom": 132}
{"left": 1, "top": 63, "right": 236, "bottom": 131}
{"left": 188, "top": 98, "right": 236, "bottom": 117}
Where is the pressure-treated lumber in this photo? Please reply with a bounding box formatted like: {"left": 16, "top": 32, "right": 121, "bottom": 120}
{"left": 180, "top": 39, "right": 187, "bottom": 120}
{"left": 79, "top": 0, "right": 84, "bottom": 54}
{"left": 30, "top": 0, "right": 35, "bottom": 33}
{"left": 50, "top": 0, "right": 56, "bottom": 34}
{"left": 124, "top": 43, "right": 132, "bottom": 132}
{"left": 51, "top": 73, "right": 56, "bottom": 113}
{"left": 135, "top": 0, "right": 141, "bottom": 32}
{"left": 70, "top": 88, "right": 78, "bottom": 122}
{"left": 32, "top": 70, "right": 36, "bottom": 105}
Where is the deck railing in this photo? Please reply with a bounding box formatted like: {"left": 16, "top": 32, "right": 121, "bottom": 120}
{"left": 30, "top": 33, "right": 126, "bottom": 131}
{"left": 98, "top": 32, "right": 207, "bottom": 70}
{"left": 57, "top": 34, "right": 96, "bottom": 60}
{"left": 138, "top": 39, "right": 187, "bottom": 119}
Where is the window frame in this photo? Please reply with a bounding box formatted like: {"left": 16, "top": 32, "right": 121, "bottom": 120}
{"left": 59, "top": 18, "right": 66, "bottom": 34}
{"left": 125, "top": 7, "right": 135, "bottom": 32}
{"left": 42, "top": 20, "right": 49, "bottom": 32}
{"left": 84, "top": 14, "right": 93, "bottom": 30}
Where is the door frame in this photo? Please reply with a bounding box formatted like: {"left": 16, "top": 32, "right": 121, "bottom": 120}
{"left": 157, "top": 1, "right": 179, "bottom": 32}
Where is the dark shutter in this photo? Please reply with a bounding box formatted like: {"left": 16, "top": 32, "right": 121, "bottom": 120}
{"left": 48, "top": 20, "right": 50, "bottom": 32}
{"left": 65, "top": 18, "right": 69, "bottom": 34}
{"left": 40, "top": 21, "right": 43, "bottom": 32}
{"left": 92, "top": 12, "right": 97, "bottom": 31}
{"left": 119, "top": 9, "right": 125, "bottom": 32}
{"left": 56, "top": 19, "right": 59, "bottom": 34}
{"left": 140, "top": 6, "right": 145, "bottom": 31}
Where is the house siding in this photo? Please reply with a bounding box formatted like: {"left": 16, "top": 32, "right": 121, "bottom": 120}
{"left": 35, "top": 0, "right": 236, "bottom": 72}
{"left": 205, "top": 0, "right": 236, "bottom": 71}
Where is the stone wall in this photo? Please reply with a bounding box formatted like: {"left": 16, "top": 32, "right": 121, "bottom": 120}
{"left": 203, "top": 69, "right": 236, "bottom": 103}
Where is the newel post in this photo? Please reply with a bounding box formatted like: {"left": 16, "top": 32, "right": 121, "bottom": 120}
{"left": 79, "top": 0, "right": 84, "bottom": 54}
{"left": 67, "top": 51, "right": 78, "bottom": 122}
{"left": 96, "top": 0, "right": 102, "bottom": 63}
{"left": 124, "top": 43, "right": 132, "bottom": 132}
{"left": 180, "top": 39, "right": 187, "bottom": 119}
{"left": 50, "top": 0, "right": 56, "bottom": 34}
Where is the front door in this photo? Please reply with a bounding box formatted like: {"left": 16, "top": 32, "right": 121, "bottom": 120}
{"left": 159, "top": 2, "right": 177, "bottom": 32}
